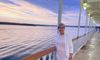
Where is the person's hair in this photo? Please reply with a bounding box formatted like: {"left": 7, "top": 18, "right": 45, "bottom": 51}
{"left": 58, "top": 23, "right": 65, "bottom": 29}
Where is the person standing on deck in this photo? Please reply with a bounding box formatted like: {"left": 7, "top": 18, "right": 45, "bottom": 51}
{"left": 56, "top": 23, "right": 73, "bottom": 60}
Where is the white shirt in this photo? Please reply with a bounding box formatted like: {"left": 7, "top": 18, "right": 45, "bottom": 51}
{"left": 56, "top": 31, "right": 73, "bottom": 60}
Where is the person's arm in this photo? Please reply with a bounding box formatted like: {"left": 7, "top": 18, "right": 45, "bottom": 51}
{"left": 68, "top": 35, "right": 73, "bottom": 60}
{"left": 69, "top": 39, "right": 73, "bottom": 53}
{"left": 65, "top": 33, "right": 73, "bottom": 60}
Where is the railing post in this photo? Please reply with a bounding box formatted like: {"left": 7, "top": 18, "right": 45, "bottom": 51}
{"left": 58, "top": 0, "right": 63, "bottom": 26}
{"left": 85, "top": 11, "right": 88, "bottom": 34}
{"left": 77, "top": 0, "right": 82, "bottom": 37}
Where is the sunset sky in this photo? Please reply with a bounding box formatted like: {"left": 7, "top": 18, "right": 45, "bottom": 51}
{"left": 0, "top": 0, "right": 87, "bottom": 25}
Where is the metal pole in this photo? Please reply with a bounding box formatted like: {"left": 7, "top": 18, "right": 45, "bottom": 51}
{"left": 90, "top": 19, "right": 92, "bottom": 32}
{"left": 85, "top": 11, "right": 88, "bottom": 34}
{"left": 87, "top": 17, "right": 90, "bottom": 33}
{"left": 89, "top": 17, "right": 91, "bottom": 32}
{"left": 90, "top": 18, "right": 93, "bottom": 32}
{"left": 58, "top": 0, "right": 63, "bottom": 26}
{"left": 77, "top": 0, "right": 82, "bottom": 37}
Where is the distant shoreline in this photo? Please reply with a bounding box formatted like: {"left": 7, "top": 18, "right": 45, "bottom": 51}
{"left": 0, "top": 22, "right": 56, "bottom": 27}
{"left": 0, "top": 22, "right": 98, "bottom": 28}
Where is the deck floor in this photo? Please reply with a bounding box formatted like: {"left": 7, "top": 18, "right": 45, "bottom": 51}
{"left": 73, "top": 32, "right": 100, "bottom": 60}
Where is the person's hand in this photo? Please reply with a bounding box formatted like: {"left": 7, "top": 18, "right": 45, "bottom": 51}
{"left": 69, "top": 53, "right": 73, "bottom": 60}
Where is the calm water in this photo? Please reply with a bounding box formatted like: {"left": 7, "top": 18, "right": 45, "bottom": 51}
{"left": 0, "top": 25, "right": 91, "bottom": 59}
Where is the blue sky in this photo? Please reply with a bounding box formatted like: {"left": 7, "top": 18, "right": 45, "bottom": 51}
{"left": 0, "top": 0, "right": 80, "bottom": 13}
{"left": 26, "top": 0, "right": 81, "bottom": 25}
{"left": 27, "top": 0, "right": 59, "bottom": 13}
{"left": 27, "top": 0, "right": 80, "bottom": 13}
{"left": 0, "top": 0, "right": 86, "bottom": 25}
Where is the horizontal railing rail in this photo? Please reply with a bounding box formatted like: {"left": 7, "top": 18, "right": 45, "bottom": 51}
{"left": 23, "top": 47, "right": 56, "bottom": 60}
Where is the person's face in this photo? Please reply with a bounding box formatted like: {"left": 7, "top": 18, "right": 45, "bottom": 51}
{"left": 58, "top": 26, "right": 65, "bottom": 35}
